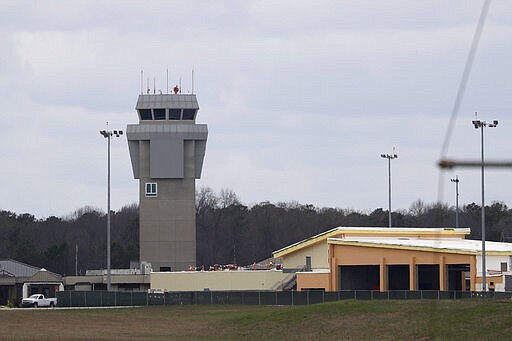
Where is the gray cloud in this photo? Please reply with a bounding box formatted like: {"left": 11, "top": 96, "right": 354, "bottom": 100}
{"left": 1, "top": 1, "right": 511, "bottom": 218}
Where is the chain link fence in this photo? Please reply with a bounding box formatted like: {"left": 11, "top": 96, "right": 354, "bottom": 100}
{"left": 56, "top": 290, "right": 512, "bottom": 307}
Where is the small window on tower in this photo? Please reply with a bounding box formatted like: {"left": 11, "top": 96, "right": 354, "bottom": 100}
{"left": 182, "top": 109, "right": 196, "bottom": 120}
{"left": 501, "top": 262, "right": 508, "bottom": 272}
{"left": 145, "top": 183, "right": 157, "bottom": 197}
{"left": 169, "top": 109, "right": 181, "bottom": 120}
{"left": 139, "top": 109, "right": 152, "bottom": 120}
{"left": 153, "top": 108, "right": 166, "bottom": 120}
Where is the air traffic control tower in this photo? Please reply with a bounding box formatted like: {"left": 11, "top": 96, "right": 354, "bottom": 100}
{"left": 126, "top": 91, "right": 207, "bottom": 272}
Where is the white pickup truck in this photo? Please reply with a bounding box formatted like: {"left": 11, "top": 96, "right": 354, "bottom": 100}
{"left": 21, "top": 294, "right": 57, "bottom": 308}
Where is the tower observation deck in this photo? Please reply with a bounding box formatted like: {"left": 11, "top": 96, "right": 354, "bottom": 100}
{"left": 126, "top": 93, "right": 208, "bottom": 272}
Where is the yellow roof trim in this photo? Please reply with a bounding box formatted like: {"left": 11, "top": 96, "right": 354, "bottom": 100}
{"left": 328, "top": 240, "right": 512, "bottom": 256}
{"left": 339, "top": 230, "right": 469, "bottom": 236}
{"left": 273, "top": 228, "right": 340, "bottom": 258}
{"left": 486, "top": 251, "right": 512, "bottom": 256}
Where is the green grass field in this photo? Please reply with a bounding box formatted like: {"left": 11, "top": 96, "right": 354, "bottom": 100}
{"left": 1, "top": 300, "right": 511, "bottom": 340}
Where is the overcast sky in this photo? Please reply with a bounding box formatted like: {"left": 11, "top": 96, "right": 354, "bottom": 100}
{"left": 1, "top": 1, "right": 511, "bottom": 219}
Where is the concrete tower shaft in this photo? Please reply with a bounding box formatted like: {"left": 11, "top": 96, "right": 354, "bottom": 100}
{"left": 126, "top": 94, "right": 207, "bottom": 272}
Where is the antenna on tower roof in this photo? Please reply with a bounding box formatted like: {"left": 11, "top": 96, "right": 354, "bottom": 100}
{"left": 153, "top": 77, "right": 156, "bottom": 94}
{"left": 166, "top": 68, "right": 169, "bottom": 94}
{"left": 179, "top": 77, "right": 182, "bottom": 94}
{"left": 146, "top": 78, "right": 150, "bottom": 94}
{"left": 191, "top": 68, "right": 195, "bottom": 94}
{"left": 140, "top": 69, "right": 143, "bottom": 95}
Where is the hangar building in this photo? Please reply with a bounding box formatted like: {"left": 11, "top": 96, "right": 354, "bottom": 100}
{"left": 273, "top": 227, "right": 512, "bottom": 292}
{"left": 0, "top": 259, "right": 63, "bottom": 305}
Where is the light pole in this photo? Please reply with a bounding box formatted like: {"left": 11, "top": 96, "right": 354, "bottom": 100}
{"left": 472, "top": 116, "right": 498, "bottom": 291}
{"left": 100, "top": 123, "right": 123, "bottom": 291}
{"left": 380, "top": 150, "right": 398, "bottom": 228}
{"left": 450, "top": 176, "right": 460, "bottom": 228}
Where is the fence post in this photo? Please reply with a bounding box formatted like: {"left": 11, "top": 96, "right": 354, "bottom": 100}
{"left": 258, "top": 291, "right": 261, "bottom": 306}
{"left": 307, "top": 290, "right": 310, "bottom": 305}
{"left": 210, "top": 291, "right": 213, "bottom": 305}
{"left": 69, "top": 290, "right": 72, "bottom": 307}
{"left": 84, "top": 291, "right": 87, "bottom": 306}
{"left": 146, "top": 292, "right": 148, "bottom": 306}
{"left": 322, "top": 290, "right": 325, "bottom": 304}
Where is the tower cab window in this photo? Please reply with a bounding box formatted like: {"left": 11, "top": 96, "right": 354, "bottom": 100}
{"left": 169, "top": 109, "right": 181, "bottom": 120}
{"left": 153, "top": 108, "right": 166, "bottom": 120}
{"left": 139, "top": 109, "right": 152, "bottom": 120}
{"left": 145, "top": 183, "right": 157, "bottom": 197}
{"left": 182, "top": 109, "right": 196, "bottom": 120}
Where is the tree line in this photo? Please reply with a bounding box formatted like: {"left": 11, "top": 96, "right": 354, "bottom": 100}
{"left": 1, "top": 187, "right": 511, "bottom": 275}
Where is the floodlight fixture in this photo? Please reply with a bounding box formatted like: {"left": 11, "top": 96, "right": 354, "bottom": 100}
{"left": 381, "top": 153, "right": 398, "bottom": 160}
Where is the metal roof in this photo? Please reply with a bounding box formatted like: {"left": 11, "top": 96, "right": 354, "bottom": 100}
{"left": 27, "top": 268, "right": 62, "bottom": 282}
{"left": 328, "top": 237, "right": 512, "bottom": 255}
{"left": 0, "top": 259, "right": 40, "bottom": 278}
{"left": 136, "top": 94, "right": 199, "bottom": 109}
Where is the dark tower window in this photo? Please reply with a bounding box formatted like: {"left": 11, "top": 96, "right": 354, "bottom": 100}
{"left": 153, "top": 108, "right": 166, "bottom": 120}
{"left": 182, "top": 109, "right": 196, "bottom": 120}
{"left": 169, "top": 109, "right": 181, "bottom": 120}
{"left": 139, "top": 109, "right": 152, "bottom": 120}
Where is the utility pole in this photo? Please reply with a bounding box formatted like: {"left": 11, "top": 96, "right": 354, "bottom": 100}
{"left": 75, "top": 243, "right": 78, "bottom": 276}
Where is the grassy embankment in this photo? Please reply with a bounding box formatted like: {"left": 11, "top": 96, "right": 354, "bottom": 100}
{"left": 1, "top": 300, "right": 511, "bottom": 340}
